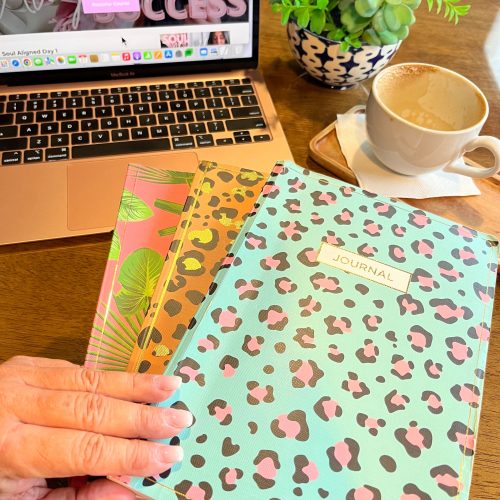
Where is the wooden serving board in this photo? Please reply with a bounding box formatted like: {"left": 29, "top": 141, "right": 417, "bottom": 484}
{"left": 309, "top": 121, "right": 500, "bottom": 249}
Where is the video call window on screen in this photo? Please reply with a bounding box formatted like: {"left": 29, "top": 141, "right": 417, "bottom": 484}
{"left": 0, "top": 0, "right": 249, "bottom": 35}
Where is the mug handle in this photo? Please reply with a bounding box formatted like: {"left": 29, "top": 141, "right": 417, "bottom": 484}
{"left": 344, "top": 105, "right": 366, "bottom": 115}
{"left": 444, "top": 136, "right": 500, "bottom": 178}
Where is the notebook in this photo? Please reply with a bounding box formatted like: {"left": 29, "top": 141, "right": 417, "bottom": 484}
{"left": 118, "top": 161, "right": 498, "bottom": 498}
{"left": 0, "top": 0, "right": 292, "bottom": 245}
{"left": 84, "top": 160, "right": 194, "bottom": 371}
{"left": 127, "top": 160, "right": 266, "bottom": 375}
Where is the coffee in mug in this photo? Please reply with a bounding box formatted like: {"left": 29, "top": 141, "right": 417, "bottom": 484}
{"left": 365, "top": 63, "right": 500, "bottom": 178}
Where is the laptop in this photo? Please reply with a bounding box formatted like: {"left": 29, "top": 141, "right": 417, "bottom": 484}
{"left": 0, "top": 0, "right": 292, "bottom": 245}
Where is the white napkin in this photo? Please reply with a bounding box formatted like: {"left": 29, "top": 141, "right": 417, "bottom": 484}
{"left": 335, "top": 112, "right": 480, "bottom": 199}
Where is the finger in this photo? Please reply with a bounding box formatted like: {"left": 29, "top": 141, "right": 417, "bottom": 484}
{"left": 4, "top": 356, "right": 76, "bottom": 369}
{"left": 42, "top": 479, "right": 136, "bottom": 500}
{"left": 14, "top": 387, "right": 192, "bottom": 438}
{"left": 2, "top": 424, "right": 183, "bottom": 478}
{"left": 20, "top": 366, "right": 181, "bottom": 403}
{"left": 0, "top": 477, "right": 47, "bottom": 498}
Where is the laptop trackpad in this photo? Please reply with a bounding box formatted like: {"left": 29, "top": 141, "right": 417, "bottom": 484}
{"left": 67, "top": 152, "right": 199, "bottom": 230}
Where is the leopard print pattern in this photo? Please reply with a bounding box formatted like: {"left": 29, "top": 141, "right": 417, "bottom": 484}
{"left": 126, "top": 161, "right": 498, "bottom": 499}
{"left": 127, "top": 161, "right": 266, "bottom": 374}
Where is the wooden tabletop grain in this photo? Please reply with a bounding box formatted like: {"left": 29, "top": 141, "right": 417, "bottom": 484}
{"left": 0, "top": 0, "right": 498, "bottom": 497}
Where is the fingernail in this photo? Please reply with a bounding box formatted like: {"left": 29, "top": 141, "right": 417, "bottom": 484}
{"left": 157, "top": 445, "right": 183, "bottom": 464}
{"left": 154, "top": 375, "right": 181, "bottom": 391}
{"left": 169, "top": 409, "right": 193, "bottom": 428}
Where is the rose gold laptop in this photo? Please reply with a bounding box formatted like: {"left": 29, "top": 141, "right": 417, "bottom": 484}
{"left": 0, "top": 0, "right": 292, "bottom": 245}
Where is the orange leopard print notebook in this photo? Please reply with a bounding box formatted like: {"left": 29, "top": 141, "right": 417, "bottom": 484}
{"left": 127, "top": 160, "right": 266, "bottom": 374}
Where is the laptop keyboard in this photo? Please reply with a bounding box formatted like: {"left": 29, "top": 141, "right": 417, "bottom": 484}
{"left": 0, "top": 78, "right": 271, "bottom": 166}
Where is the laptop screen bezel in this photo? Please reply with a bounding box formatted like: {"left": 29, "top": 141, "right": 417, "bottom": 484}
{"left": 0, "top": 0, "right": 259, "bottom": 86}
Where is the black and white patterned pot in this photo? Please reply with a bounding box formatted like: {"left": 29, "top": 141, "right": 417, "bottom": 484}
{"left": 287, "top": 21, "right": 401, "bottom": 89}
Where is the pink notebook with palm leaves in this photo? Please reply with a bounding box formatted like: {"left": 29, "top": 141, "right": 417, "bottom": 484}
{"left": 85, "top": 160, "right": 196, "bottom": 371}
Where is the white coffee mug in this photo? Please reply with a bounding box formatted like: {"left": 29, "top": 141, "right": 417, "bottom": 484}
{"left": 365, "top": 63, "right": 500, "bottom": 178}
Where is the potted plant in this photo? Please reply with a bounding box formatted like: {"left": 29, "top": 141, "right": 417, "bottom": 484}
{"left": 272, "top": 0, "right": 470, "bottom": 88}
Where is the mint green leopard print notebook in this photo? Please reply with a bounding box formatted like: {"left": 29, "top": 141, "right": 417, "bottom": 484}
{"left": 120, "top": 161, "right": 498, "bottom": 499}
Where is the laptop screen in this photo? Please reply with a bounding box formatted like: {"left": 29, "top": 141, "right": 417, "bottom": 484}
{"left": 0, "top": 0, "right": 256, "bottom": 80}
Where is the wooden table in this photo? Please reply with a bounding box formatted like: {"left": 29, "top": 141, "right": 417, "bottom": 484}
{"left": 0, "top": 0, "right": 498, "bottom": 497}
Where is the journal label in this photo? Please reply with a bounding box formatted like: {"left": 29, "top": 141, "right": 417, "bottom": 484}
{"left": 317, "top": 243, "right": 411, "bottom": 292}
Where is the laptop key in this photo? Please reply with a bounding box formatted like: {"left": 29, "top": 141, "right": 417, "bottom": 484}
{"left": 56, "top": 110, "right": 72, "bottom": 120}
{"left": 172, "top": 136, "right": 195, "bottom": 149}
{"left": 216, "top": 138, "right": 234, "bottom": 145}
{"left": 0, "top": 115, "right": 14, "bottom": 125}
{"left": 30, "top": 92, "right": 48, "bottom": 99}
{"left": 241, "top": 95, "right": 258, "bottom": 106}
{"left": 61, "top": 121, "right": 79, "bottom": 133}
{"left": 0, "top": 126, "right": 18, "bottom": 139}
{"left": 139, "top": 115, "right": 157, "bottom": 126}
{"left": 189, "top": 122, "right": 206, "bottom": 134}
{"left": 224, "top": 96, "right": 241, "bottom": 107}
{"left": 159, "top": 90, "right": 175, "bottom": 100}
{"left": 72, "top": 138, "right": 171, "bottom": 159}
{"left": 71, "top": 132, "right": 90, "bottom": 145}
{"left": 170, "top": 124, "right": 188, "bottom": 136}
{"left": 67, "top": 97, "right": 83, "bottom": 108}
{"left": 188, "top": 99, "right": 205, "bottom": 110}
{"left": 45, "top": 147, "right": 69, "bottom": 161}
{"left": 224, "top": 79, "right": 240, "bottom": 85}
{"left": 0, "top": 137, "right": 28, "bottom": 151}
{"left": 177, "top": 89, "right": 193, "bottom": 99}
{"left": 120, "top": 116, "right": 138, "bottom": 128}
{"left": 82, "top": 119, "right": 99, "bottom": 131}
{"left": 206, "top": 98, "right": 222, "bottom": 109}
{"left": 170, "top": 101, "right": 187, "bottom": 111}
{"left": 226, "top": 118, "right": 266, "bottom": 131}
{"left": 112, "top": 129, "right": 130, "bottom": 141}
{"left": 131, "top": 127, "right": 149, "bottom": 140}
{"left": 96, "top": 107, "right": 113, "bottom": 118}
{"left": 140, "top": 92, "right": 157, "bottom": 103}
{"left": 206, "top": 80, "right": 222, "bottom": 87}
{"left": 6, "top": 101, "right": 24, "bottom": 113}
{"left": 212, "top": 87, "right": 228, "bottom": 97}
{"left": 51, "top": 134, "right": 69, "bottom": 146}
{"left": 229, "top": 85, "right": 254, "bottom": 95}
{"left": 101, "top": 118, "right": 118, "bottom": 129}
{"left": 39, "top": 111, "right": 56, "bottom": 122}
{"left": 76, "top": 108, "right": 93, "bottom": 119}
{"left": 9, "top": 93, "right": 27, "bottom": 101}
{"left": 207, "top": 121, "right": 225, "bottom": 133}
{"left": 16, "top": 113, "right": 34, "bottom": 124}
{"left": 195, "top": 109, "right": 212, "bottom": 121}
{"left": 235, "top": 135, "right": 252, "bottom": 143}
{"left": 27, "top": 100, "right": 45, "bottom": 111}
{"left": 213, "top": 108, "right": 230, "bottom": 120}
{"left": 91, "top": 88, "right": 109, "bottom": 95}
{"left": 254, "top": 134, "right": 271, "bottom": 142}
{"left": 195, "top": 134, "right": 214, "bottom": 147}
{"left": 41, "top": 123, "right": 59, "bottom": 134}
{"left": 115, "top": 105, "right": 132, "bottom": 116}
{"left": 194, "top": 88, "right": 210, "bottom": 98}
{"left": 2, "top": 151, "right": 22, "bottom": 165}
{"left": 177, "top": 112, "right": 194, "bottom": 123}
{"left": 159, "top": 113, "right": 175, "bottom": 124}
{"left": 188, "top": 81, "right": 204, "bottom": 88}
{"left": 242, "top": 77, "right": 251, "bottom": 84}
{"left": 111, "top": 87, "right": 129, "bottom": 94}
{"left": 152, "top": 102, "right": 169, "bottom": 113}
{"left": 131, "top": 86, "right": 147, "bottom": 92}
{"left": 151, "top": 126, "right": 169, "bottom": 137}
{"left": 51, "top": 91, "right": 68, "bottom": 98}
{"left": 47, "top": 99, "right": 63, "bottom": 109}
{"left": 133, "top": 104, "right": 150, "bottom": 114}
{"left": 104, "top": 95, "right": 120, "bottom": 105}
{"left": 92, "top": 131, "right": 110, "bottom": 143}
{"left": 232, "top": 106, "right": 262, "bottom": 118}
{"left": 149, "top": 84, "right": 166, "bottom": 91}
{"left": 24, "top": 149, "right": 43, "bottom": 163}
{"left": 123, "top": 93, "right": 139, "bottom": 104}
{"left": 71, "top": 89, "right": 89, "bottom": 97}
{"left": 169, "top": 83, "right": 185, "bottom": 90}
{"left": 20, "top": 124, "right": 38, "bottom": 136}
{"left": 30, "top": 136, "right": 48, "bottom": 148}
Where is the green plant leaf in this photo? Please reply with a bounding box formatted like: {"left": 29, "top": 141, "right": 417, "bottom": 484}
{"left": 310, "top": 9, "right": 326, "bottom": 33}
{"left": 118, "top": 190, "right": 153, "bottom": 222}
{"left": 281, "top": 5, "right": 293, "bottom": 23}
{"left": 317, "top": 0, "right": 328, "bottom": 9}
{"left": 354, "top": 0, "right": 381, "bottom": 17}
{"left": 296, "top": 6, "right": 311, "bottom": 27}
{"left": 328, "top": 27, "right": 346, "bottom": 39}
{"left": 114, "top": 248, "right": 163, "bottom": 316}
{"left": 109, "top": 231, "right": 120, "bottom": 261}
{"left": 339, "top": 40, "right": 350, "bottom": 51}
{"left": 154, "top": 198, "right": 185, "bottom": 215}
{"left": 362, "top": 27, "right": 382, "bottom": 44}
{"left": 129, "top": 165, "right": 194, "bottom": 185}
{"left": 159, "top": 225, "right": 177, "bottom": 237}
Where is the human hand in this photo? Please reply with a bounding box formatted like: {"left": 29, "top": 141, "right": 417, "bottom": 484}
{"left": 0, "top": 356, "right": 192, "bottom": 498}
